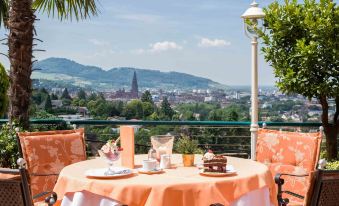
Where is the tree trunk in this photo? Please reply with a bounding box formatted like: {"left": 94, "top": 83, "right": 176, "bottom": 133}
{"left": 323, "top": 125, "right": 338, "bottom": 160}
{"left": 8, "top": 0, "right": 34, "bottom": 129}
{"left": 320, "top": 96, "right": 339, "bottom": 160}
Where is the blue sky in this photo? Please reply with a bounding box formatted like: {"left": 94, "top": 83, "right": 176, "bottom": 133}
{"left": 0, "top": 0, "right": 290, "bottom": 85}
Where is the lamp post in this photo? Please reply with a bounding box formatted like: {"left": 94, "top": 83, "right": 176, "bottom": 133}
{"left": 241, "top": 1, "right": 265, "bottom": 160}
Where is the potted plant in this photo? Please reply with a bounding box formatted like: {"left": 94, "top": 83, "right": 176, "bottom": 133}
{"left": 175, "top": 135, "right": 202, "bottom": 167}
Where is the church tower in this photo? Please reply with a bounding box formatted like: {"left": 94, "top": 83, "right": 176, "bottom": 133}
{"left": 131, "top": 71, "right": 139, "bottom": 98}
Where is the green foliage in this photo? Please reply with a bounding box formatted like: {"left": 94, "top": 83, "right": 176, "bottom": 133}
{"left": 135, "top": 129, "right": 151, "bottom": 154}
{"left": 326, "top": 161, "right": 339, "bottom": 170}
{"left": 123, "top": 100, "right": 143, "bottom": 119}
{"left": 77, "top": 89, "right": 87, "bottom": 100}
{"left": 87, "top": 93, "right": 97, "bottom": 101}
{"left": 61, "top": 88, "right": 72, "bottom": 100}
{"left": 175, "top": 135, "right": 202, "bottom": 154}
{"left": 0, "top": 0, "right": 8, "bottom": 28}
{"left": 44, "top": 94, "right": 52, "bottom": 111}
{"left": 33, "top": 0, "right": 98, "bottom": 21}
{"left": 0, "top": 63, "right": 9, "bottom": 117}
{"left": 261, "top": 0, "right": 339, "bottom": 99}
{"left": 160, "top": 97, "right": 174, "bottom": 120}
{"left": 33, "top": 110, "right": 58, "bottom": 119}
{"left": 176, "top": 103, "right": 219, "bottom": 120}
{"left": 86, "top": 99, "right": 122, "bottom": 119}
{"left": 0, "top": 123, "right": 21, "bottom": 168}
{"left": 141, "top": 90, "right": 153, "bottom": 105}
{"left": 142, "top": 102, "right": 154, "bottom": 118}
{"left": 51, "top": 93, "right": 58, "bottom": 100}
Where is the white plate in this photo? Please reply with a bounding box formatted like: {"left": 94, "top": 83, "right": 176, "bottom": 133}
{"left": 85, "top": 167, "right": 133, "bottom": 179}
{"left": 199, "top": 165, "right": 237, "bottom": 177}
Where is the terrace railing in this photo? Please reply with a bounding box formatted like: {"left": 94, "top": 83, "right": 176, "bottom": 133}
{"left": 0, "top": 119, "right": 325, "bottom": 158}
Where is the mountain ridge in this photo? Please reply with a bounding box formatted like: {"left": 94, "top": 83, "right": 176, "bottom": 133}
{"left": 32, "top": 57, "right": 228, "bottom": 91}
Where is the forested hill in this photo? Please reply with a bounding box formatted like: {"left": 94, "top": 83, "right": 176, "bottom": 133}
{"left": 32, "top": 57, "right": 227, "bottom": 91}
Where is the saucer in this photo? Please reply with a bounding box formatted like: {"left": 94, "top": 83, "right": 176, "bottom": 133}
{"left": 138, "top": 168, "right": 164, "bottom": 175}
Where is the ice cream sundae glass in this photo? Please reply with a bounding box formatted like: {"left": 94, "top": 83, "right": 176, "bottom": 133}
{"left": 98, "top": 138, "right": 123, "bottom": 175}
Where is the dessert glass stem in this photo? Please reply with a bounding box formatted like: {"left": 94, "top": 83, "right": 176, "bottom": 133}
{"left": 105, "top": 160, "right": 115, "bottom": 175}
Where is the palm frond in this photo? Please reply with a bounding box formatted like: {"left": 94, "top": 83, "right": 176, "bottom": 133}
{"left": 33, "top": 0, "right": 99, "bottom": 21}
{"left": 0, "top": 0, "right": 8, "bottom": 28}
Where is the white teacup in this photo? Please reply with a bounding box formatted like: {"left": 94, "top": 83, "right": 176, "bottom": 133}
{"left": 142, "top": 159, "right": 157, "bottom": 171}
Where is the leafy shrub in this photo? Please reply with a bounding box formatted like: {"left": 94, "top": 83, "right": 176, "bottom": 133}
{"left": 326, "top": 161, "right": 339, "bottom": 170}
{"left": 0, "top": 123, "right": 21, "bottom": 168}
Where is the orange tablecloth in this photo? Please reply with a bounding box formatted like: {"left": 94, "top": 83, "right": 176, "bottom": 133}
{"left": 54, "top": 154, "right": 277, "bottom": 206}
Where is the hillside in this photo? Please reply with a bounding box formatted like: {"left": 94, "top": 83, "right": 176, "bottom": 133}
{"left": 32, "top": 58, "right": 227, "bottom": 91}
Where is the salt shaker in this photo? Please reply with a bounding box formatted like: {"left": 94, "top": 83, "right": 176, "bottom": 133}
{"left": 160, "top": 154, "right": 171, "bottom": 169}
{"left": 148, "top": 148, "right": 157, "bottom": 160}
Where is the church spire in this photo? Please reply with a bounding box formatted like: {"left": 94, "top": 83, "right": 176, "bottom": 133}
{"left": 131, "top": 71, "right": 138, "bottom": 98}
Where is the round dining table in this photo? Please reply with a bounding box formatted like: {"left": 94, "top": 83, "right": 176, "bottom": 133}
{"left": 54, "top": 154, "right": 277, "bottom": 206}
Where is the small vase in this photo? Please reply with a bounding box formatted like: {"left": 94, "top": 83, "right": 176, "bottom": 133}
{"left": 182, "top": 154, "right": 195, "bottom": 167}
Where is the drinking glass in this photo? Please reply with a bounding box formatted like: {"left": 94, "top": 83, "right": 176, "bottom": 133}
{"left": 151, "top": 135, "right": 174, "bottom": 161}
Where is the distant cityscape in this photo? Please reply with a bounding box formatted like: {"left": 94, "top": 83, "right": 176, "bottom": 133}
{"left": 31, "top": 70, "right": 334, "bottom": 123}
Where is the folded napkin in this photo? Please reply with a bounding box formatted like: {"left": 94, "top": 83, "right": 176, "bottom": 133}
{"left": 112, "top": 169, "right": 130, "bottom": 174}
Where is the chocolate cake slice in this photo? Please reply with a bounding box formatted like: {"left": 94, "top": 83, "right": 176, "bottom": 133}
{"left": 203, "top": 155, "right": 227, "bottom": 173}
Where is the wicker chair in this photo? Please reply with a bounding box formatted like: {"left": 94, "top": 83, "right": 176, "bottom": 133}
{"left": 275, "top": 169, "right": 339, "bottom": 206}
{"left": 0, "top": 158, "right": 57, "bottom": 206}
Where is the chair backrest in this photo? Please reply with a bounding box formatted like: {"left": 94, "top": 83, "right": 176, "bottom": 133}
{"left": 0, "top": 167, "right": 33, "bottom": 206}
{"left": 310, "top": 169, "right": 339, "bottom": 206}
{"left": 17, "top": 128, "right": 86, "bottom": 198}
{"left": 257, "top": 128, "right": 322, "bottom": 173}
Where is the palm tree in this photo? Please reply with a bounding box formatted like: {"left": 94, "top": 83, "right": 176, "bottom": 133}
{"left": 4, "top": 0, "right": 98, "bottom": 129}
{"left": 0, "top": 0, "right": 8, "bottom": 27}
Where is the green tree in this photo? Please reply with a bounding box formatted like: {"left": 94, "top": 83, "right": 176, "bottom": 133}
{"left": 142, "top": 102, "right": 154, "bottom": 118}
{"left": 141, "top": 90, "right": 154, "bottom": 104}
{"left": 1, "top": 0, "right": 98, "bottom": 129}
{"left": 123, "top": 100, "right": 144, "bottom": 119}
{"left": 160, "top": 97, "right": 174, "bottom": 120}
{"left": 261, "top": 0, "right": 339, "bottom": 159}
{"left": 78, "top": 89, "right": 87, "bottom": 100}
{"left": 40, "top": 88, "right": 48, "bottom": 95}
{"left": 51, "top": 93, "right": 58, "bottom": 100}
{"left": 61, "top": 88, "right": 72, "bottom": 100}
{"left": 0, "top": 63, "right": 9, "bottom": 117}
{"left": 44, "top": 94, "right": 52, "bottom": 112}
{"left": 88, "top": 93, "right": 97, "bottom": 101}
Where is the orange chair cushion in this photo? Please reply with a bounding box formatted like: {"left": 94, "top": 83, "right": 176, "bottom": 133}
{"left": 257, "top": 129, "right": 321, "bottom": 171}
{"left": 18, "top": 129, "right": 86, "bottom": 197}
{"left": 257, "top": 129, "right": 322, "bottom": 204}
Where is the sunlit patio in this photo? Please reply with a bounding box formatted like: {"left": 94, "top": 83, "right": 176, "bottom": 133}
{"left": 0, "top": 0, "right": 339, "bottom": 206}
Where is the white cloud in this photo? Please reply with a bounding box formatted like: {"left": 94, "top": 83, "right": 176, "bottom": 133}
{"left": 132, "top": 41, "right": 183, "bottom": 54}
{"left": 88, "top": 39, "right": 110, "bottom": 46}
{"left": 198, "top": 38, "right": 231, "bottom": 48}
{"left": 150, "top": 41, "right": 183, "bottom": 52}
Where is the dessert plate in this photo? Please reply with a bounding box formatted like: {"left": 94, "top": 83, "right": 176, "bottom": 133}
{"left": 85, "top": 167, "right": 133, "bottom": 179}
{"left": 138, "top": 168, "right": 164, "bottom": 175}
{"left": 199, "top": 165, "right": 237, "bottom": 177}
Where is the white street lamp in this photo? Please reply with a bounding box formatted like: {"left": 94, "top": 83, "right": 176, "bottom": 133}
{"left": 241, "top": 1, "right": 265, "bottom": 161}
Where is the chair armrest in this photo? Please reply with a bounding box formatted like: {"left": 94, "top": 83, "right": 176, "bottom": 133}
{"left": 0, "top": 168, "right": 19, "bottom": 174}
{"left": 33, "top": 191, "right": 57, "bottom": 206}
{"left": 275, "top": 173, "right": 307, "bottom": 206}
